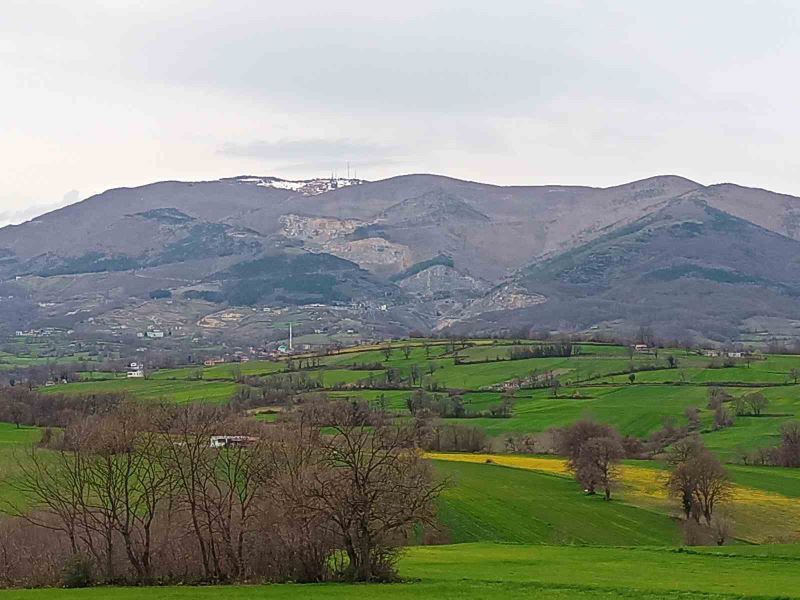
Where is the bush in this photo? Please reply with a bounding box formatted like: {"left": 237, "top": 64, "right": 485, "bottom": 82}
{"left": 149, "top": 288, "right": 172, "bottom": 299}
{"left": 61, "top": 553, "right": 94, "bottom": 588}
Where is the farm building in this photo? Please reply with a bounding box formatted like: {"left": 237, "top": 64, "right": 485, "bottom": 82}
{"left": 210, "top": 435, "right": 258, "bottom": 449}
{"left": 127, "top": 362, "right": 145, "bottom": 378}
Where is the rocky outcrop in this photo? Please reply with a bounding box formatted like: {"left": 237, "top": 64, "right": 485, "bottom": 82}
{"left": 280, "top": 214, "right": 363, "bottom": 243}
{"left": 398, "top": 264, "right": 487, "bottom": 297}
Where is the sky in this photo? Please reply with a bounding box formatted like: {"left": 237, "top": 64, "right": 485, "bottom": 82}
{"left": 2, "top": 0, "right": 799, "bottom": 225}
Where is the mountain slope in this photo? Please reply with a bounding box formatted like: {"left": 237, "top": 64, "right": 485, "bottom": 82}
{"left": 3, "top": 173, "right": 800, "bottom": 343}
{"left": 455, "top": 199, "right": 800, "bottom": 340}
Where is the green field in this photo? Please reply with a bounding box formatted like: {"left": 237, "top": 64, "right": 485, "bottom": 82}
{"left": 0, "top": 422, "right": 41, "bottom": 506}
{"left": 9, "top": 341, "right": 800, "bottom": 596}
{"left": 434, "top": 459, "right": 677, "bottom": 545}
{"left": 40, "top": 378, "right": 238, "bottom": 403}
{"left": 2, "top": 542, "right": 800, "bottom": 599}
{"left": 34, "top": 342, "right": 800, "bottom": 455}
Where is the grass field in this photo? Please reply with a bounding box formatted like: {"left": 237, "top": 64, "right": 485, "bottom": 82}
{"left": 430, "top": 453, "right": 800, "bottom": 544}
{"left": 28, "top": 341, "right": 800, "bottom": 459}
{"left": 0, "top": 422, "right": 41, "bottom": 506}
{"left": 9, "top": 341, "right": 800, "bottom": 596}
{"left": 2, "top": 542, "right": 800, "bottom": 599}
{"left": 39, "top": 378, "right": 238, "bottom": 403}
{"left": 434, "top": 459, "right": 677, "bottom": 545}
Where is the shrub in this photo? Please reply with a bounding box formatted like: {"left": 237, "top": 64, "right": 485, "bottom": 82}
{"left": 60, "top": 553, "right": 94, "bottom": 588}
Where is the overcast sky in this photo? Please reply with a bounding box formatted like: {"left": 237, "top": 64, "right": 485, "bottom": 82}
{"left": 2, "top": 0, "right": 799, "bottom": 224}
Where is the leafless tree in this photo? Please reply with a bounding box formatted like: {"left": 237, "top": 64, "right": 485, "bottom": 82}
{"left": 574, "top": 436, "right": 624, "bottom": 500}
{"left": 556, "top": 420, "right": 624, "bottom": 499}
{"left": 707, "top": 387, "right": 731, "bottom": 409}
{"left": 305, "top": 408, "right": 444, "bottom": 581}
{"left": 683, "top": 406, "right": 700, "bottom": 431}
{"left": 667, "top": 447, "right": 730, "bottom": 524}
{"left": 713, "top": 405, "right": 733, "bottom": 430}
{"left": 710, "top": 514, "right": 734, "bottom": 546}
{"left": 774, "top": 421, "right": 800, "bottom": 467}
{"left": 744, "top": 392, "right": 768, "bottom": 416}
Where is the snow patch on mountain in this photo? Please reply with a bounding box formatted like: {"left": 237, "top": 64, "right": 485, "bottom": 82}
{"left": 226, "top": 176, "right": 365, "bottom": 196}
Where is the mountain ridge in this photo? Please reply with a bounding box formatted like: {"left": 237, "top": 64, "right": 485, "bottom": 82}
{"left": 2, "top": 173, "right": 800, "bottom": 344}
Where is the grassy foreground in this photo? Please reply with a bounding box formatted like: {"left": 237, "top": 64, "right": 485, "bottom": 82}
{"left": 2, "top": 543, "right": 800, "bottom": 599}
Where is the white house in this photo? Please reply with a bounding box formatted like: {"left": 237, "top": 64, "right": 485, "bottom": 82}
{"left": 210, "top": 435, "right": 258, "bottom": 449}
{"left": 145, "top": 330, "right": 164, "bottom": 339}
{"left": 127, "top": 362, "right": 145, "bottom": 378}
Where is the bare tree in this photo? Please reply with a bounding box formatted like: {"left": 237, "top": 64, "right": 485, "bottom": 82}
{"left": 713, "top": 405, "right": 733, "bottom": 430}
{"left": 774, "top": 421, "right": 800, "bottom": 467}
{"left": 409, "top": 364, "right": 421, "bottom": 386}
{"left": 683, "top": 406, "right": 700, "bottom": 431}
{"left": 707, "top": 387, "right": 731, "bottom": 409}
{"left": 574, "top": 436, "right": 624, "bottom": 500}
{"left": 666, "top": 436, "right": 704, "bottom": 466}
{"left": 556, "top": 420, "right": 623, "bottom": 499}
{"left": 710, "top": 514, "right": 734, "bottom": 546}
{"left": 744, "top": 392, "right": 768, "bottom": 417}
{"left": 667, "top": 448, "right": 730, "bottom": 524}
{"left": 308, "top": 409, "right": 444, "bottom": 581}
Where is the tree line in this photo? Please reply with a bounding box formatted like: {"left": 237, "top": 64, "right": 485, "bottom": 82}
{"left": 0, "top": 400, "right": 443, "bottom": 588}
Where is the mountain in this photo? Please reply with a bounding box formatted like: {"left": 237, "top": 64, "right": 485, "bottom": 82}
{"left": 2, "top": 173, "right": 800, "bottom": 345}
{"left": 453, "top": 199, "right": 800, "bottom": 341}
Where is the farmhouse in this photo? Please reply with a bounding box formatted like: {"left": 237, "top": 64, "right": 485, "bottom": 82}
{"left": 210, "top": 435, "right": 258, "bottom": 449}
{"left": 126, "top": 362, "right": 145, "bottom": 378}
{"left": 633, "top": 344, "right": 648, "bottom": 352}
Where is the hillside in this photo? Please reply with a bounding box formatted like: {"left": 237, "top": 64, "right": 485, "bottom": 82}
{"left": 458, "top": 199, "right": 800, "bottom": 340}
{"left": 3, "top": 174, "right": 800, "bottom": 343}
{"left": 9, "top": 340, "right": 800, "bottom": 595}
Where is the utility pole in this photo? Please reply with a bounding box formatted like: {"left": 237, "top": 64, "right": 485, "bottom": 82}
{"left": 289, "top": 322, "right": 293, "bottom": 352}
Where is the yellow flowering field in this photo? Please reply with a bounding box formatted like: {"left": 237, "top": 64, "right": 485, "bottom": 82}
{"left": 426, "top": 452, "right": 800, "bottom": 543}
